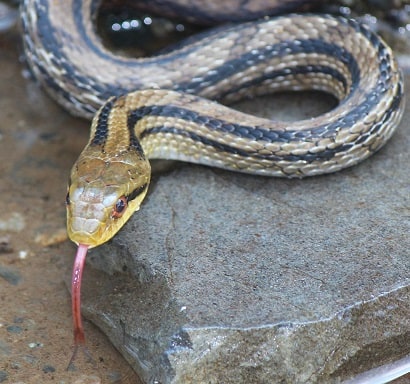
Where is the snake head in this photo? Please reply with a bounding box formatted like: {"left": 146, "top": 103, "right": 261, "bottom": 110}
{"left": 66, "top": 151, "right": 150, "bottom": 248}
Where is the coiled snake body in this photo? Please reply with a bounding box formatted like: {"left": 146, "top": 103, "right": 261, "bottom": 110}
{"left": 21, "top": 0, "right": 404, "bottom": 362}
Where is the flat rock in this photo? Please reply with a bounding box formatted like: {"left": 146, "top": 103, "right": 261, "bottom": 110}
{"left": 79, "top": 81, "right": 410, "bottom": 383}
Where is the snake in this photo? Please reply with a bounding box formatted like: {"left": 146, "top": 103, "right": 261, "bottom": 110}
{"left": 20, "top": 0, "right": 405, "bottom": 366}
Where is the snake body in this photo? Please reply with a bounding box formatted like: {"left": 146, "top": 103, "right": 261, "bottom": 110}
{"left": 21, "top": 0, "right": 404, "bottom": 247}
{"left": 20, "top": 0, "right": 405, "bottom": 363}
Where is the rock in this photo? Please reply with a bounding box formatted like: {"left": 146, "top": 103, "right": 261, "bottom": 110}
{"left": 79, "top": 83, "right": 410, "bottom": 383}
{"left": 42, "top": 364, "right": 56, "bottom": 373}
{"left": 0, "top": 265, "right": 22, "bottom": 286}
{"left": 0, "top": 371, "right": 7, "bottom": 383}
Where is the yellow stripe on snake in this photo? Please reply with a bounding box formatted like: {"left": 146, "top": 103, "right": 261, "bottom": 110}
{"left": 20, "top": 0, "right": 404, "bottom": 361}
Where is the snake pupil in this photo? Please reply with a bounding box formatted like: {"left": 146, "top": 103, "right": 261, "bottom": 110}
{"left": 112, "top": 196, "right": 127, "bottom": 218}
{"left": 65, "top": 191, "right": 70, "bottom": 205}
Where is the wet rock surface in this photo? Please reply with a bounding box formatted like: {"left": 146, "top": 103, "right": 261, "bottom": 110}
{"left": 80, "top": 81, "right": 410, "bottom": 383}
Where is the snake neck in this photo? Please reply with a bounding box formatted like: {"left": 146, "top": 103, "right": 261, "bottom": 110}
{"left": 66, "top": 95, "right": 151, "bottom": 247}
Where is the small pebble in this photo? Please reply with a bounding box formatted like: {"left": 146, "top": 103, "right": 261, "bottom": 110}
{"left": 0, "top": 236, "right": 12, "bottom": 253}
{"left": 18, "top": 250, "right": 28, "bottom": 259}
{"left": 0, "top": 266, "right": 21, "bottom": 285}
{"left": 9, "top": 361, "right": 20, "bottom": 369}
{"left": 42, "top": 364, "right": 55, "bottom": 373}
{"left": 6, "top": 325, "right": 22, "bottom": 333}
{"left": 0, "top": 371, "right": 7, "bottom": 383}
{"left": 28, "top": 342, "right": 43, "bottom": 348}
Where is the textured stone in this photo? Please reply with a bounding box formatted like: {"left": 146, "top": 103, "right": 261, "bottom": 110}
{"left": 80, "top": 81, "right": 410, "bottom": 383}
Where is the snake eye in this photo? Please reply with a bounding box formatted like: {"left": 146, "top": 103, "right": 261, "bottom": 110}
{"left": 65, "top": 191, "right": 70, "bottom": 205}
{"left": 112, "top": 196, "right": 128, "bottom": 219}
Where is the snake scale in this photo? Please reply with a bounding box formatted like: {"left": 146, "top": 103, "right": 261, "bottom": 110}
{"left": 20, "top": 0, "right": 404, "bottom": 363}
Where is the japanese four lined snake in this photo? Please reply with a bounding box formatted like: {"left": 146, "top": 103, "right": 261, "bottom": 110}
{"left": 20, "top": 0, "right": 405, "bottom": 361}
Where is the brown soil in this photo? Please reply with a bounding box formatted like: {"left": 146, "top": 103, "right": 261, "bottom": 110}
{"left": 0, "top": 26, "right": 142, "bottom": 383}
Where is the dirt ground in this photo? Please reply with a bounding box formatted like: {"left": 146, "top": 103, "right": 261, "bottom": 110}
{"left": 0, "top": 25, "right": 142, "bottom": 383}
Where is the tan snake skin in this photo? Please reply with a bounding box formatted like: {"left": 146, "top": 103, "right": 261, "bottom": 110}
{"left": 20, "top": 0, "right": 405, "bottom": 363}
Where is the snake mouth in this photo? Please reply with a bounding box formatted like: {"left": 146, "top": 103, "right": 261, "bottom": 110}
{"left": 67, "top": 230, "right": 101, "bottom": 248}
{"left": 66, "top": 209, "right": 108, "bottom": 248}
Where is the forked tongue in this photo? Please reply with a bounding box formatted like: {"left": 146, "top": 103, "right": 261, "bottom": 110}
{"left": 67, "top": 244, "right": 95, "bottom": 369}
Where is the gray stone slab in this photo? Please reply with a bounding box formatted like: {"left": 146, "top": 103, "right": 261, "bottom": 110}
{"left": 79, "top": 81, "right": 410, "bottom": 383}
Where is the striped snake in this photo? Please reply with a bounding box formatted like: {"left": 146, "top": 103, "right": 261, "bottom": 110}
{"left": 21, "top": 0, "right": 404, "bottom": 361}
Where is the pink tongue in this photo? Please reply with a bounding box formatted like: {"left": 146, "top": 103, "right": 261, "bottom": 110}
{"left": 72, "top": 243, "right": 88, "bottom": 345}
{"left": 68, "top": 243, "right": 94, "bottom": 369}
